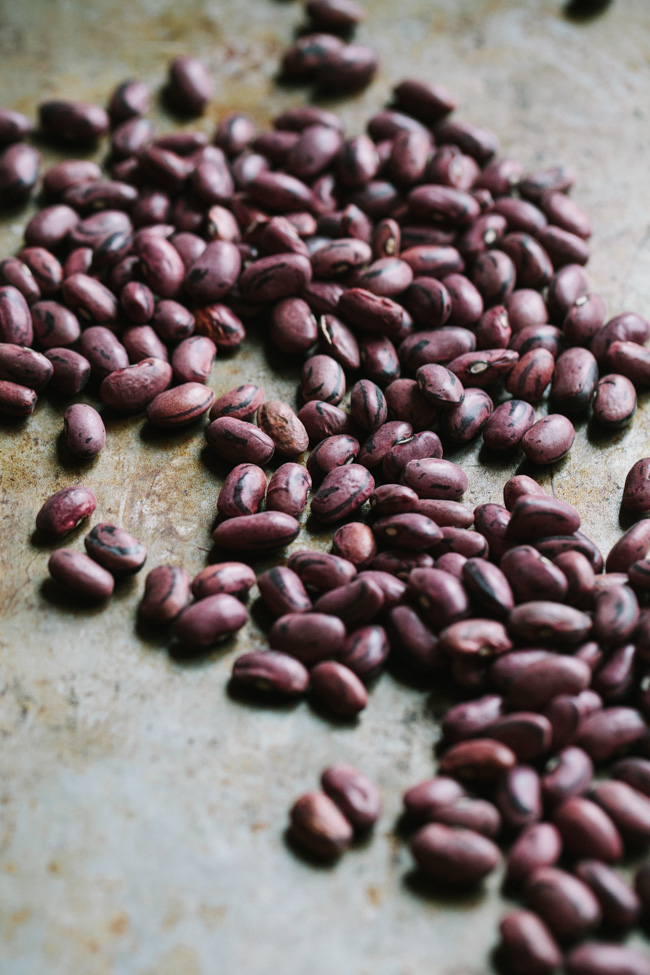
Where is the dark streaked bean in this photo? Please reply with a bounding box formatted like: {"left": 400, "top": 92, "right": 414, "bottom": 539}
{"left": 257, "top": 567, "right": 311, "bottom": 617}
{"left": 298, "top": 400, "right": 352, "bottom": 442}
{"left": 550, "top": 347, "right": 599, "bottom": 413}
{"left": 311, "top": 464, "right": 374, "bottom": 523}
{"left": 505, "top": 348, "right": 555, "bottom": 404}
{"left": 212, "top": 512, "right": 300, "bottom": 552}
{"left": 563, "top": 293, "right": 606, "bottom": 346}
{"left": 622, "top": 458, "right": 650, "bottom": 512}
{"left": 313, "top": 577, "right": 384, "bottom": 627}
{"left": 205, "top": 417, "right": 275, "bottom": 466}
{"left": 461, "top": 559, "right": 514, "bottom": 618}
{"left": 307, "top": 435, "right": 359, "bottom": 482}
{"left": 301, "top": 353, "right": 345, "bottom": 405}
{"left": 438, "top": 388, "right": 493, "bottom": 443}
{"left": 537, "top": 225, "right": 589, "bottom": 267}
{"left": 338, "top": 625, "right": 389, "bottom": 681}
{"left": 210, "top": 384, "right": 264, "bottom": 423}
{"left": 0, "top": 257, "right": 40, "bottom": 304}
{"left": 415, "top": 499, "right": 474, "bottom": 528}
{"left": 592, "top": 584, "right": 639, "bottom": 647}
{"left": 0, "top": 143, "right": 41, "bottom": 201}
{"left": 543, "top": 746, "right": 594, "bottom": 806}
{"left": 508, "top": 600, "right": 591, "bottom": 645}
{"left": 191, "top": 563, "right": 255, "bottom": 602}
{"left": 382, "top": 431, "right": 443, "bottom": 481}
{"left": 483, "top": 399, "right": 536, "bottom": 451}
{"left": 217, "top": 463, "right": 267, "bottom": 519}
{"left": 403, "top": 458, "right": 468, "bottom": 500}
{"left": 39, "top": 99, "right": 109, "bottom": 143}
{"left": 407, "top": 567, "right": 469, "bottom": 628}
{"left": 372, "top": 512, "right": 442, "bottom": 550}
{"left": 357, "top": 420, "right": 415, "bottom": 470}
{"left": 591, "top": 372, "right": 636, "bottom": 428}
{"left": 85, "top": 523, "right": 146, "bottom": 574}
{"left": 266, "top": 463, "right": 312, "bottom": 518}
{"left": 171, "top": 336, "right": 216, "bottom": 385}
{"left": 447, "top": 348, "right": 518, "bottom": 388}
{"left": 288, "top": 550, "right": 356, "bottom": 593}
{"left": 0, "top": 286, "right": 33, "bottom": 346}
{"left": 369, "top": 483, "right": 418, "bottom": 516}
{"left": 48, "top": 549, "right": 114, "bottom": 601}
{"left": 152, "top": 300, "right": 195, "bottom": 343}
{"left": 471, "top": 503, "right": 509, "bottom": 561}
{"left": 438, "top": 618, "right": 512, "bottom": 659}
{"left": 350, "top": 379, "right": 387, "bottom": 432}
{"left": 332, "top": 523, "right": 376, "bottom": 567}
{"left": 139, "top": 565, "right": 191, "bottom": 624}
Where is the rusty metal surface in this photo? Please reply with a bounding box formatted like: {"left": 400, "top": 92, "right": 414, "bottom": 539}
{"left": 1, "top": 1, "right": 650, "bottom": 972}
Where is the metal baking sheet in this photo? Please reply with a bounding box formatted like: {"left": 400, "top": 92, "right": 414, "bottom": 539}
{"left": 1, "top": 1, "right": 650, "bottom": 972}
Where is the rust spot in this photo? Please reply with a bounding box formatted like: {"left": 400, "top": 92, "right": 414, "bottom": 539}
{"left": 47, "top": 860, "right": 60, "bottom": 873}
{"left": 365, "top": 884, "right": 381, "bottom": 906}
{"left": 9, "top": 906, "right": 30, "bottom": 925}
{"left": 108, "top": 913, "right": 129, "bottom": 936}
{"left": 250, "top": 821, "right": 269, "bottom": 832}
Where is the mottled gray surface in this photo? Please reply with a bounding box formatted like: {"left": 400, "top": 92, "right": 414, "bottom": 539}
{"left": 1, "top": 0, "right": 650, "bottom": 972}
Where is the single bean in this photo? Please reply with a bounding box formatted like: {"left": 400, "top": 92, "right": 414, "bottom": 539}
{"left": 338, "top": 624, "right": 390, "bottom": 681}
{"left": 212, "top": 512, "right": 300, "bottom": 552}
{"left": 216, "top": 464, "right": 267, "bottom": 520}
{"left": 332, "top": 522, "right": 376, "bottom": 567}
{"left": 231, "top": 651, "right": 309, "bottom": 697}
{"left": 410, "top": 823, "right": 501, "bottom": 885}
{"left": 313, "top": 577, "right": 384, "bottom": 627}
{"left": 321, "top": 764, "right": 380, "bottom": 831}
{"left": 146, "top": 382, "right": 214, "bottom": 428}
{"left": 36, "top": 485, "right": 97, "bottom": 538}
{"left": 63, "top": 404, "right": 105, "bottom": 459}
{"left": 191, "top": 562, "right": 256, "bottom": 602}
{"left": 210, "top": 384, "right": 264, "bottom": 423}
{"left": 269, "top": 612, "right": 346, "bottom": 664}
{"left": 590, "top": 779, "right": 650, "bottom": 841}
{"left": 100, "top": 357, "right": 172, "bottom": 413}
{"left": 311, "top": 464, "right": 375, "bottom": 523}
{"left": 564, "top": 943, "right": 650, "bottom": 975}
{"left": 174, "top": 593, "right": 247, "bottom": 651}
{"left": 310, "top": 660, "right": 368, "bottom": 718}
{"left": 205, "top": 417, "right": 275, "bottom": 466}
{"left": 498, "top": 909, "right": 562, "bottom": 975}
{"left": 505, "top": 822, "right": 563, "bottom": 887}
{"left": 525, "top": 866, "right": 601, "bottom": 943}
{"left": 575, "top": 860, "right": 641, "bottom": 931}
{"left": 288, "top": 550, "right": 356, "bottom": 593}
{"left": 48, "top": 549, "right": 114, "bottom": 601}
{"left": 289, "top": 791, "right": 353, "bottom": 859}
{"left": 45, "top": 348, "right": 90, "bottom": 396}
{"left": 139, "top": 565, "right": 191, "bottom": 624}
{"left": 258, "top": 400, "right": 309, "bottom": 457}
{"left": 403, "top": 458, "right": 468, "bottom": 500}
{"left": 257, "top": 566, "right": 311, "bottom": 617}
{"left": 606, "top": 520, "right": 650, "bottom": 573}
{"left": 497, "top": 765, "right": 542, "bottom": 829}
{"left": 576, "top": 707, "right": 647, "bottom": 763}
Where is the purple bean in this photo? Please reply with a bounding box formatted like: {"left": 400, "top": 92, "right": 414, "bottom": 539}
{"left": 212, "top": 511, "right": 300, "bottom": 552}
{"left": 139, "top": 565, "right": 191, "bottom": 624}
{"left": 269, "top": 612, "right": 346, "bottom": 664}
{"left": 288, "top": 791, "right": 353, "bottom": 859}
{"left": 48, "top": 549, "right": 114, "bottom": 601}
{"left": 191, "top": 563, "right": 256, "bottom": 602}
{"left": 36, "top": 485, "right": 97, "bottom": 538}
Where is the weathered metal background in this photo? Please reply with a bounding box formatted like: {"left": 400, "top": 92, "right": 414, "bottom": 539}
{"left": 1, "top": 1, "right": 650, "bottom": 972}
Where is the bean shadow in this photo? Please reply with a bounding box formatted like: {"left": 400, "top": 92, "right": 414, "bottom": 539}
{"left": 39, "top": 576, "right": 108, "bottom": 615}
{"left": 283, "top": 827, "right": 344, "bottom": 871}
{"left": 167, "top": 633, "right": 239, "bottom": 669}
{"left": 134, "top": 614, "right": 175, "bottom": 651}
{"left": 226, "top": 679, "right": 304, "bottom": 713}
{"left": 563, "top": 0, "right": 613, "bottom": 20}
{"left": 54, "top": 428, "right": 101, "bottom": 471}
{"left": 402, "top": 868, "right": 490, "bottom": 907}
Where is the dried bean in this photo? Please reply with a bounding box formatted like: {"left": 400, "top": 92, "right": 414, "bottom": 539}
{"left": 48, "top": 549, "right": 114, "bottom": 601}
{"left": 289, "top": 792, "right": 353, "bottom": 859}
{"left": 212, "top": 512, "right": 300, "bottom": 552}
{"left": 139, "top": 565, "right": 191, "bottom": 624}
